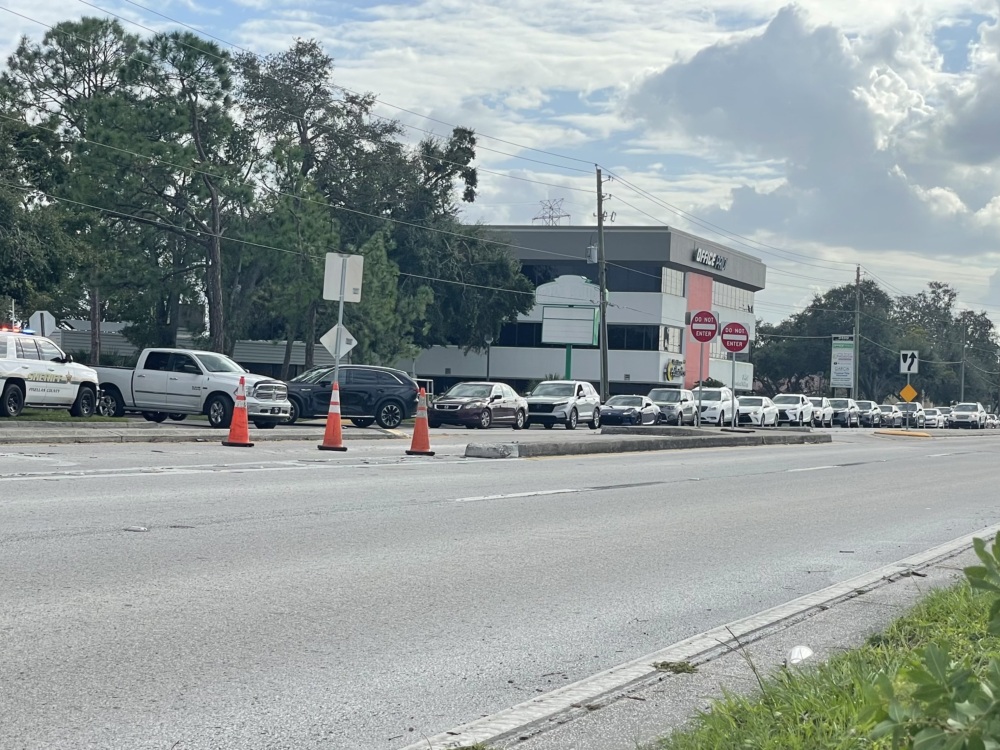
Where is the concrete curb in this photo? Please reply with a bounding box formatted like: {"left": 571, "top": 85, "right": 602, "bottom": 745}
{"left": 464, "top": 432, "right": 831, "bottom": 459}
{"left": 0, "top": 428, "right": 404, "bottom": 446}
{"left": 874, "top": 429, "right": 933, "bottom": 439}
{"left": 601, "top": 425, "right": 815, "bottom": 436}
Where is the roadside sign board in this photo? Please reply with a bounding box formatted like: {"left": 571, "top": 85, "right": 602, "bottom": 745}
{"left": 900, "top": 350, "right": 919, "bottom": 374}
{"left": 29, "top": 310, "right": 56, "bottom": 336}
{"left": 900, "top": 383, "right": 919, "bottom": 403}
{"left": 320, "top": 324, "right": 357, "bottom": 359}
{"left": 721, "top": 321, "right": 749, "bottom": 353}
{"left": 689, "top": 310, "right": 718, "bottom": 343}
{"left": 541, "top": 305, "right": 599, "bottom": 346}
{"left": 323, "top": 253, "right": 365, "bottom": 303}
{"left": 830, "top": 336, "right": 854, "bottom": 389}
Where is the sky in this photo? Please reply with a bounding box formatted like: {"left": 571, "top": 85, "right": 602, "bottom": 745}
{"left": 3, "top": 0, "right": 1000, "bottom": 325}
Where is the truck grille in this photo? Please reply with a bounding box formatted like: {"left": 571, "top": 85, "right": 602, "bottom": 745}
{"left": 254, "top": 383, "right": 287, "bottom": 401}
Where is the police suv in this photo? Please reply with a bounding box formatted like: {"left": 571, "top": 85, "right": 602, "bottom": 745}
{"left": 0, "top": 327, "right": 100, "bottom": 418}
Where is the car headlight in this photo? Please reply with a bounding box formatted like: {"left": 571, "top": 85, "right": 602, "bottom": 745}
{"left": 462, "top": 401, "right": 483, "bottom": 409}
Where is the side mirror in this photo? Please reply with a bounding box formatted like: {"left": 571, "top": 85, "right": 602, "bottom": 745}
{"left": 491, "top": 394, "right": 502, "bottom": 402}
{"left": 320, "top": 380, "right": 332, "bottom": 388}
{"left": 64, "top": 354, "right": 74, "bottom": 363}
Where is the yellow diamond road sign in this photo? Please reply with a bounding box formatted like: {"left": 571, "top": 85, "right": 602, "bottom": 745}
{"left": 900, "top": 383, "right": 918, "bottom": 403}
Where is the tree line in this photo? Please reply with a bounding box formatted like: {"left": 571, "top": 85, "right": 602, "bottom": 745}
{"left": 754, "top": 280, "right": 1000, "bottom": 408}
{"left": 0, "top": 18, "right": 533, "bottom": 374}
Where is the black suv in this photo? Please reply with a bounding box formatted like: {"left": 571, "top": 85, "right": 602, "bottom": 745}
{"left": 283, "top": 365, "right": 419, "bottom": 428}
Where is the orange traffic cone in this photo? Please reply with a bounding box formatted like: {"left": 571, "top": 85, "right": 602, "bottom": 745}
{"left": 222, "top": 376, "right": 254, "bottom": 448}
{"left": 318, "top": 382, "right": 347, "bottom": 452}
{"left": 405, "top": 388, "right": 435, "bottom": 456}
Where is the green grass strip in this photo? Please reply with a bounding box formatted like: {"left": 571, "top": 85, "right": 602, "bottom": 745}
{"left": 654, "top": 583, "right": 1000, "bottom": 749}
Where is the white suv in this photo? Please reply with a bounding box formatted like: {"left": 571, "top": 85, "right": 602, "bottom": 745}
{"left": 525, "top": 380, "right": 602, "bottom": 430}
{"left": 696, "top": 386, "right": 736, "bottom": 426}
{"left": 0, "top": 329, "right": 101, "bottom": 418}
{"left": 951, "top": 402, "right": 987, "bottom": 429}
{"left": 808, "top": 397, "right": 833, "bottom": 428}
{"left": 772, "top": 393, "right": 815, "bottom": 426}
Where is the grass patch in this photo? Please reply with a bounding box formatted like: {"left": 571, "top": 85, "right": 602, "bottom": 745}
{"left": 11, "top": 409, "right": 126, "bottom": 423}
{"left": 654, "top": 583, "right": 1000, "bottom": 749}
{"left": 653, "top": 660, "right": 699, "bottom": 675}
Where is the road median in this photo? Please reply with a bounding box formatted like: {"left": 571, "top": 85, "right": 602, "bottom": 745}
{"left": 465, "top": 429, "right": 831, "bottom": 459}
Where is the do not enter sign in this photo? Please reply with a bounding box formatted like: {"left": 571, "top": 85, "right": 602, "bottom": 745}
{"left": 721, "top": 321, "right": 749, "bottom": 353}
{"left": 690, "top": 310, "right": 718, "bottom": 343}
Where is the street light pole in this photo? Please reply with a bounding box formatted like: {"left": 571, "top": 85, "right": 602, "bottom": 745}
{"left": 960, "top": 325, "right": 967, "bottom": 402}
{"left": 485, "top": 335, "right": 493, "bottom": 380}
{"left": 596, "top": 166, "right": 609, "bottom": 402}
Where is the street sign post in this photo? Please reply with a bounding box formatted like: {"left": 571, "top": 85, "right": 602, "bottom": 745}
{"left": 721, "top": 321, "right": 749, "bottom": 430}
{"left": 322, "top": 253, "right": 364, "bottom": 390}
{"left": 689, "top": 310, "right": 718, "bottom": 428}
{"left": 28, "top": 310, "right": 56, "bottom": 337}
{"left": 900, "top": 350, "right": 919, "bottom": 374}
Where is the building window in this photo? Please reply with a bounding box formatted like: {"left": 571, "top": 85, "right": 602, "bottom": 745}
{"left": 712, "top": 281, "right": 755, "bottom": 313}
{"left": 521, "top": 262, "right": 665, "bottom": 294}
{"left": 662, "top": 326, "right": 682, "bottom": 353}
{"left": 662, "top": 268, "right": 684, "bottom": 297}
{"left": 606, "top": 325, "right": 659, "bottom": 351}
{"left": 710, "top": 339, "right": 728, "bottom": 359}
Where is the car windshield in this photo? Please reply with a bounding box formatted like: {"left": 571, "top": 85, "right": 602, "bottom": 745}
{"left": 740, "top": 397, "right": 764, "bottom": 406}
{"left": 939, "top": 407, "right": 952, "bottom": 413}
{"left": 925, "top": 409, "right": 939, "bottom": 415}
{"left": 808, "top": 398, "right": 823, "bottom": 406}
{"left": 879, "top": 405, "right": 894, "bottom": 412}
{"left": 954, "top": 404, "right": 977, "bottom": 412}
{"left": 773, "top": 395, "right": 799, "bottom": 404}
{"left": 290, "top": 367, "right": 333, "bottom": 384}
{"left": 445, "top": 384, "right": 493, "bottom": 398}
{"left": 648, "top": 389, "right": 681, "bottom": 403}
{"left": 698, "top": 390, "right": 723, "bottom": 402}
{"left": 607, "top": 396, "right": 642, "bottom": 407}
{"left": 897, "top": 403, "right": 918, "bottom": 412}
{"left": 195, "top": 353, "right": 246, "bottom": 373}
{"left": 857, "top": 401, "right": 874, "bottom": 409}
{"left": 531, "top": 383, "right": 575, "bottom": 397}
{"left": 829, "top": 399, "right": 850, "bottom": 408}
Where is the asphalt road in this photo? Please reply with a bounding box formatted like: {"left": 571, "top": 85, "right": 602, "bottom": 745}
{"left": 2, "top": 430, "right": 999, "bottom": 749}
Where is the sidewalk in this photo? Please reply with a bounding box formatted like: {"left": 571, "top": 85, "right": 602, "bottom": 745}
{"left": 0, "top": 420, "right": 405, "bottom": 445}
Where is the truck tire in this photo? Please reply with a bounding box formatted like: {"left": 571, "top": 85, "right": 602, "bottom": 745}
{"left": 205, "top": 394, "right": 234, "bottom": 429}
{"left": 168, "top": 414, "right": 187, "bottom": 421}
{"left": 97, "top": 386, "right": 126, "bottom": 418}
{"left": 142, "top": 411, "right": 168, "bottom": 423}
{"left": 253, "top": 421, "right": 276, "bottom": 430}
{"left": 1, "top": 381, "right": 25, "bottom": 418}
{"left": 69, "top": 385, "right": 97, "bottom": 418}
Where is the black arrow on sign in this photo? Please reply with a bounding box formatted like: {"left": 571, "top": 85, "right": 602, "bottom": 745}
{"left": 901, "top": 351, "right": 917, "bottom": 371}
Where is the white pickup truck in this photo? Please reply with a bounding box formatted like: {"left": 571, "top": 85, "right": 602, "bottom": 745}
{"left": 94, "top": 348, "right": 291, "bottom": 429}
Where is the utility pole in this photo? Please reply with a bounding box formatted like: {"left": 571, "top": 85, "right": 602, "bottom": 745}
{"left": 596, "top": 166, "right": 610, "bottom": 402}
{"left": 960, "top": 325, "right": 967, "bottom": 402}
{"left": 853, "top": 264, "right": 860, "bottom": 398}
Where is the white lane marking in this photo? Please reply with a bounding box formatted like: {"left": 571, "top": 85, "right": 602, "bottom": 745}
{"left": 0, "top": 458, "right": 473, "bottom": 483}
{"left": 787, "top": 465, "right": 837, "bottom": 472}
{"left": 401, "top": 521, "right": 1000, "bottom": 750}
{"left": 453, "top": 489, "right": 581, "bottom": 503}
{"left": 927, "top": 453, "right": 954, "bottom": 458}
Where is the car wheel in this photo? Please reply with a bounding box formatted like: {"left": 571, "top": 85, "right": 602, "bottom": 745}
{"left": 375, "top": 400, "right": 404, "bottom": 429}
{"left": 69, "top": 385, "right": 96, "bottom": 418}
{"left": 283, "top": 398, "right": 301, "bottom": 425}
{"left": 0, "top": 381, "right": 25, "bottom": 418}
{"left": 205, "top": 394, "right": 234, "bottom": 429}
{"left": 253, "top": 421, "right": 276, "bottom": 430}
{"left": 351, "top": 418, "right": 374, "bottom": 428}
{"left": 566, "top": 408, "right": 578, "bottom": 430}
{"left": 543, "top": 423, "right": 554, "bottom": 430}
{"left": 513, "top": 410, "right": 526, "bottom": 430}
{"left": 588, "top": 408, "right": 601, "bottom": 430}
{"left": 168, "top": 413, "right": 187, "bottom": 422}
{"left": 478, "top": 409, "right": 493, "bottom": 429}
{"left": 429, "top": 421, "right": 442, "bottom": 429}
{"left": 141, "top": 411, "right": 168, "bottom": 423}
{"left": 97, "top": 386, "right": 125, "bottom": 418}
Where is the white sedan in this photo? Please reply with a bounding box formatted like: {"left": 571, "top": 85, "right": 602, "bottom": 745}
{"left": 737, "top": 396, "right": 778, "bottom": 427}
